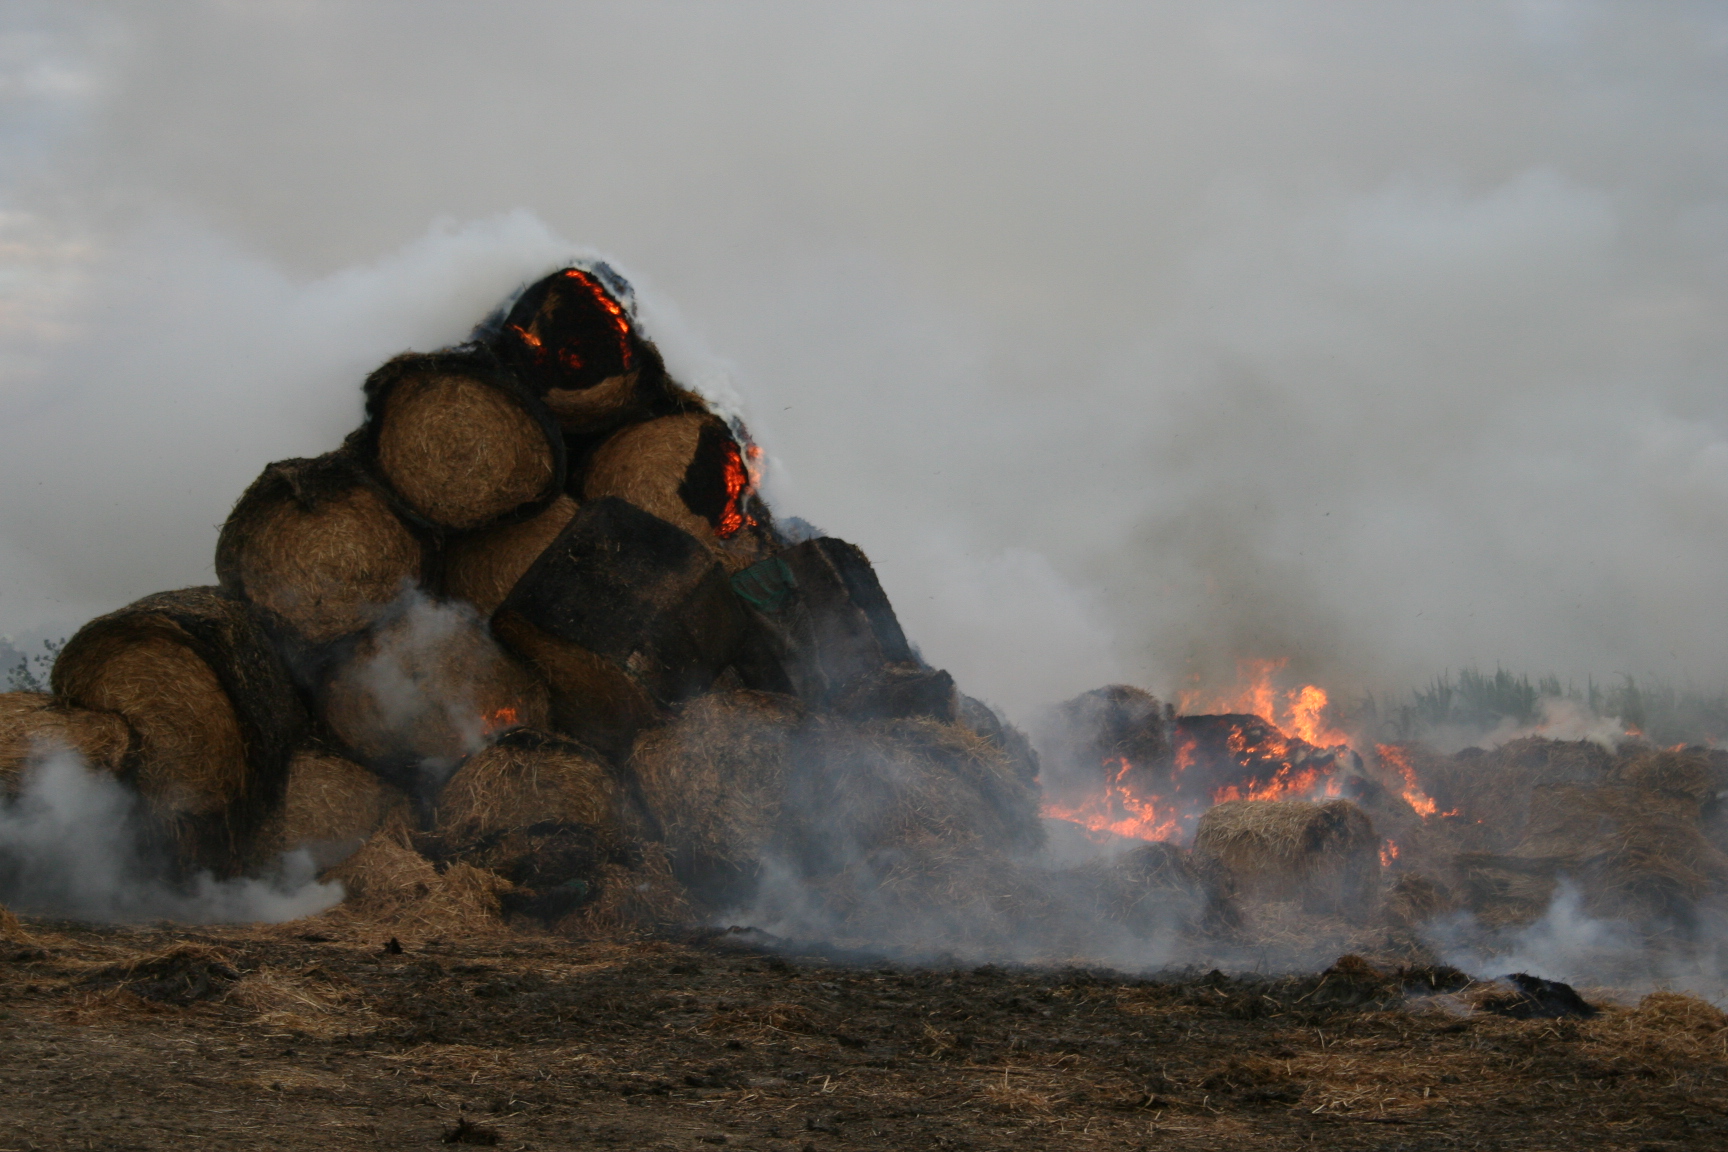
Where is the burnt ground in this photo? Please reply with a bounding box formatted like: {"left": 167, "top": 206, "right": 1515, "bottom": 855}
{"left": 0, "top": 916, "right": 1726, "bottom": 1152}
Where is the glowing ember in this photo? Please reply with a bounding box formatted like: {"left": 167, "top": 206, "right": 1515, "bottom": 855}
{"left": 484, "top": 706, "right": 521, "bottom": 733}
{"left": 715, "top": 439, "right": 758, "bottom": 538}
{"left": 559, "top": 268, "right": 635, "bottom": 370}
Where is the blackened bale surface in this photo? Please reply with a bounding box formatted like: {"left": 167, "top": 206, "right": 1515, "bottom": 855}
{"left": 730, "top": 537, "right": 950, "bottom": 721}
{"left": 1192, "top": 798, "right": 1380, "bottom": 920}
{"left": 582, "top": 413, "right": 775, "bottom": 571}
{"left": 50, "top": 588, "right": 305, "bottom": 876}
{"left": 441, "top": 494, "right": 579, "bottom": 617}
{"left": 363, "top": 350, "right": 565, "bottom": 532}
{"left": 494, "top": 498, "right": 746, "bottom": 759}
{"left": 215, "top": 450, "right": 425, "bottom": 646}
{"left": 484, "top": 264, "right": 706, "bottom": 438}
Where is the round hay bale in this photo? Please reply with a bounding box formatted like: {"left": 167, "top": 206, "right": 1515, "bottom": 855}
{"left": 482, "top": 264, "right": 705, "bottom": 437}
{"left": 361, "top": 349, "right": 565, "bottom": 532}
{"left": 427, "top": 729, "right": 674, "bottom": 926}
{"left": 1191, "top": 798, "right": 1380, "bottom": 919}
{"left": 255, "top": 749, "right": 410, "bottom": 870}
{"left": 0, "top": 692, "right": 131, "bottom": 795}
{"left": 50, "top": 588, "right": 306, "bottom": 876}
{"left": 316, "top": 595, "right": 550, "bottom": 788}
{"left": 215, "top": 449, "right": 426, "bottom": 647}
{"left": 581, "top": 412, "right": 775, "bottom": 570}
{"left": 781, "top": 715, "right": 1047, "bottom": 877}
{"left": 434, "top": 729, "right": 620, "bottom": 836}
{"left": 629, "top": 689, "right": 805, "bottom": 901}
{"left": 440, "top": 493, "right": 578, "bottom": 617}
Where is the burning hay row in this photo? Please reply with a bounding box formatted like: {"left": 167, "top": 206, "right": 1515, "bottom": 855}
{"left": 2, "top": 260, "right": 1727, "bottom": 1003}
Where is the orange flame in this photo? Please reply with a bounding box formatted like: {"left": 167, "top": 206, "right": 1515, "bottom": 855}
{"left": 1178, "top": 659, "right": 1352, "bottom": 748}
{"left": 715, "top": 440, "right": 758, "bottom": 538}
{"left": 1375, "top": 744, "right": 1438, "bottom": 819}
{"left": 1041, "top": 758, "right": 1186, "bottom": 842}
{"left": 1380, "top": 839, "right": 1400, "bottom": 868}
{"left": 485, "top": 706, "right": 520, "bottom": 734}
{"left": 1043, "top": 660, "right": 1369, "bottom": 845}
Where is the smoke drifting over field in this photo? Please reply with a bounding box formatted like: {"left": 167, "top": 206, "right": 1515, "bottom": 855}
{"left": 2, "top": 3, "right": 1727, "bottom": 721}
{"left": 0, "top": 747, "right": 340, "bottom": 922}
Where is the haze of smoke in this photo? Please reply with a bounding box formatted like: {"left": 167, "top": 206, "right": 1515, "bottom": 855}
{"left": 2, "top": 5, "right": 1725, "bottom": 724}
{"left": 1423, "top": 882, "right": 1728, "bottom": 1003}
{"left": 0, "top": 745, "right": 342, "bottom": 923}
{"left": 344, "top": 586, "right": 513, "bottom": 793}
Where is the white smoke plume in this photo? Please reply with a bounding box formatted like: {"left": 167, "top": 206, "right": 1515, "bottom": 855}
{"left": 0, "top": 744, "right": 342, "bottom": 923}
{"left": 3, "top": 5, "right": 1724, "bottom": 722}
{"left": 1423, "top": 882, "right": 1728, "bottom": 1003}
{"left": 1, "top": 5, "right": 1726, "bottom": 971}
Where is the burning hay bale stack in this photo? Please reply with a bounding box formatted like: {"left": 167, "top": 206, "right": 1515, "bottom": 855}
{"left": 1, "top": 259, "right": 1041, "bottom": 935}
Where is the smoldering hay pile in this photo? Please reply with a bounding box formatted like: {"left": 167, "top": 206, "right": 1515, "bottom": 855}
{"left": 0, "top": 262, "right": 1051, "bottom": 945}
{"left": 2, "top": 261, "right": 1724, "bottom": 985}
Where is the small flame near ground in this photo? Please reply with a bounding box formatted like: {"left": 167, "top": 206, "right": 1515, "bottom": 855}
{"left": 1042, "top": 659, "right": 1439, "bottom": 846}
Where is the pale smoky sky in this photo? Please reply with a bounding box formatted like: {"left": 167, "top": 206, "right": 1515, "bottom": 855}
{"left": 0, "top": 2, "right": 1726, "bottom": 720}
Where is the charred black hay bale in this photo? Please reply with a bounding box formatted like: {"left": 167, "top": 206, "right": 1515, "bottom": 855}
{"left": 493, "top": 497, "right": 748, "bottom": 760}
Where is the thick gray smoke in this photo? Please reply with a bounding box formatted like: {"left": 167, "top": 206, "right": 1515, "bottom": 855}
{"left": 4, "top": 4, "right": 1727, "bottom": 720}
{"left": 0, "top": 745, "right": 342, "bottom": 922}
{"left": 4, "top": 5, "right": 1728, "bottom": 970}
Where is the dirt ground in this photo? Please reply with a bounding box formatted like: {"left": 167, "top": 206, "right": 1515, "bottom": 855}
{"left": 1, "top": 912, "right": 1726, "bottom": 1152}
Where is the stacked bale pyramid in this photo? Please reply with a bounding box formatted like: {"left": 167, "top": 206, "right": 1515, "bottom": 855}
{"left": 7, "top": 263, "right": 1047, "bottom": 929}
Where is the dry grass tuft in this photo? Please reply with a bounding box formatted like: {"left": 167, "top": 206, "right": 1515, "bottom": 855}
{"left": 322, "top": 832, "right": 513, "bottom": 937}
{"left": 224, "top": 963, "right": 361, "bottom": 1034}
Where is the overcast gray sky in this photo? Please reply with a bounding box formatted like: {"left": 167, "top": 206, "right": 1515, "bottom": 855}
{"left": 1, "top": 2, "right": 1726, "bottom": 719}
